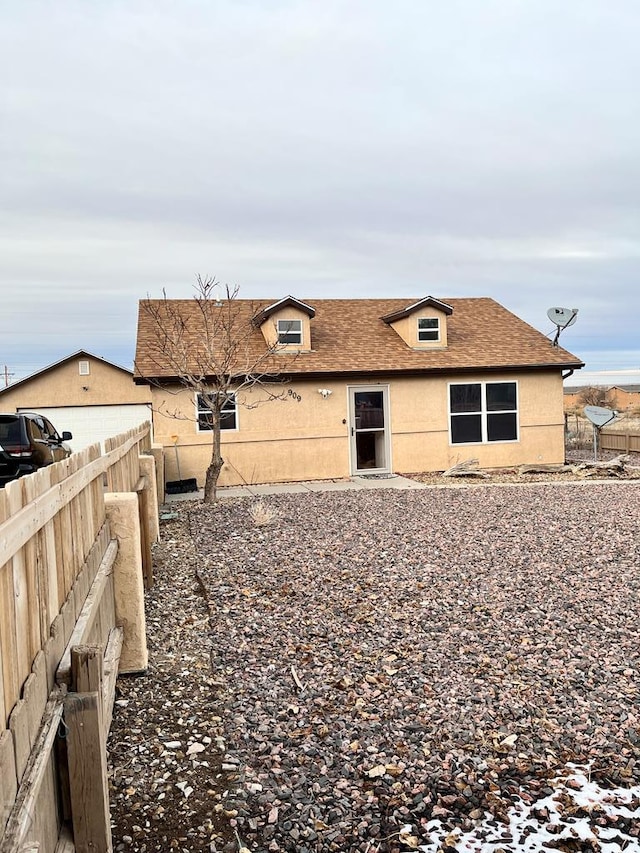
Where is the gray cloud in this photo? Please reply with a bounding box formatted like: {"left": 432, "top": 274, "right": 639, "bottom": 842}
{"left": 2, "top": 0, "right": 639, "bottom": 381}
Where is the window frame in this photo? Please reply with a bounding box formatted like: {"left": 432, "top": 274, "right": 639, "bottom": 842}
{"left": 448, "top": 380, "right": 519, "bottom": 445}
{"left": 277, "top": 318, "right": 303, "bottom": 346}
{"left": 196, "top": 391, "right": 238, "bottom": 433}
{"left": 417, "top": 317, "right": 440, "bottom": 342}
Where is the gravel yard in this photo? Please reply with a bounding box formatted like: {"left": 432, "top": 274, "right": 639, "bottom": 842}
{"left": 109, "top": 479, "right": 640, "bottom": 852}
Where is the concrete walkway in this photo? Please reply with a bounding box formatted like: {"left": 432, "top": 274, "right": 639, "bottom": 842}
{"left": 165, "top": 473, "right": 427, "bottom": 502}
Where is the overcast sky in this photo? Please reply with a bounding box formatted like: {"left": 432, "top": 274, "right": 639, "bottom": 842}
{"left": 2, "top": 0, "right": 639, "bottom": 386}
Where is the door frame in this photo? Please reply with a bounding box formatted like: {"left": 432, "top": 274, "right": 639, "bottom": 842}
{"left": 347, "top": 384, "right": 392, "bottom": 475}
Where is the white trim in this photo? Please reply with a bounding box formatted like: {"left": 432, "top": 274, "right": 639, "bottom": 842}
{"left": 417, "top": 317, "right": 440, "bottom": 342}
{"left": 448, "top": 380, "right": 519, "bottom": 445}
{"left": 404, "top": 296, "right": 452, "bottom": 314}
{"left": 195, "top": 391, "right": 239, "bottom": 433}
{"left": 264, "top": 296, "right": 315, "bottom": 315}
{"left": 277, "top": 318, "right": 303, "bottom": 346}
{"left": 347, "top": 384, "right": 392, "bottom": 475}
{"left": 78, "top": 360, "right": 90, "bottom": 375}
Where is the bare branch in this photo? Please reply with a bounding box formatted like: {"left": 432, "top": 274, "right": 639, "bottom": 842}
{"left": 137, "top": 276, "right": 295, "bottom": 501}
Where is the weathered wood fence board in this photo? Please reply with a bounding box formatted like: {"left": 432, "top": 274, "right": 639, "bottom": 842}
{"left": 2, "top": 693, "right": 64, "bottom": 853}
{"left": 0, "top": 422, "right": 157, "bottom": 853}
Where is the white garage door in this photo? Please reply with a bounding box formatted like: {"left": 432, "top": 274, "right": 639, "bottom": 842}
{"left": 18, "top": 405, "right": 152, "bottom": 453}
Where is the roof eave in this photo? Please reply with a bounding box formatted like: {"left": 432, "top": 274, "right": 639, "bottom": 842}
{"left": 0, "top": 350, "right": 135, "bottom": 395}
{"left": 381, "top": 296, "right": 454, "bottom": 324}
{"left": 252, "top": 296, "right": 316, "bottom": 327}
{"left": 137, "top": 361, "right": 584, "bottom": 384}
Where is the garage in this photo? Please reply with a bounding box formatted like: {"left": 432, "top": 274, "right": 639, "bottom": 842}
{"left": 18, "top": 404, "right": 152, "bottom": 452}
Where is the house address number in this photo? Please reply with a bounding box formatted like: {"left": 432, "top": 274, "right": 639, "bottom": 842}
{"left": 288, "top": 389, "right": 302, "bottom": 402}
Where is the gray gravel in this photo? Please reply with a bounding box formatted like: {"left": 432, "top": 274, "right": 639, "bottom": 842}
{"left": 189, "top": 482, "right": 640, "bottom": 852}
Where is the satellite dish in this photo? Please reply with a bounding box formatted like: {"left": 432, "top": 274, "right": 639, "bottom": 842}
{"left": 547, "top": 307, "right": 578, "bottom": 346}
{"left": 584, "top": 405, "right": 616, "bottom": 461}
{"left": 584, "top": 406, "right": 616, "bottom": 428}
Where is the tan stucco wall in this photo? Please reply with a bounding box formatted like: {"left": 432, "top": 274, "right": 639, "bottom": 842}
{"left": 0, "top": 356, "right": 152, "bottom": 410}
{"left": 151, "top": 370, "right": 566, "bottom": 486}
{"left": 104, "top": 492, "right": 148, "bottom": 673}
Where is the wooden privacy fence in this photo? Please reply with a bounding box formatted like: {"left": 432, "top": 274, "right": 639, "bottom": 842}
{"left": 600, "top": 429, "right": 640, "bottom": 454}
{"left": 0, "top": 423, "right": 159, "bottom": 853}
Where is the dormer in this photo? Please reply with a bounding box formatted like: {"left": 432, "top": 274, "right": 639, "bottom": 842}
{"left": 253, "top": 296, "right": 315, "bottom": 352}
{"left": 381, "top": 296, "right": 453, "bottom": 349}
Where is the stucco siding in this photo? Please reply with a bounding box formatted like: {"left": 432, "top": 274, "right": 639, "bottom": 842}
{"left": 151, "top": 370, "right": 566, "bottom": 487}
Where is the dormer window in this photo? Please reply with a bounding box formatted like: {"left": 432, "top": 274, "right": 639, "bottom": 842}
{"left": 277, "top": 319, "right": 302, "bottom": 345}
{"left": 254, "top": 296, "right": 315, "bottom": 351}
{"left": 417, "top": 318, "right": 440, "bottom": 342}
{"left": 381, "top": 296, "right": 452, "bottom": 349}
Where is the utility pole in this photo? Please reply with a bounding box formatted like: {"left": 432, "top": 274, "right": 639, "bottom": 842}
{"left": 3, "top": 365, "right": 14, "bottom": 387}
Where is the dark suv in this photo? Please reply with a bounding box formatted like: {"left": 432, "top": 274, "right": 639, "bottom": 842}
{"left": 0, "top": 412, "right": 73, "bottom": 487}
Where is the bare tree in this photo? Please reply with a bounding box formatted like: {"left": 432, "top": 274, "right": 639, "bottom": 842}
{"left": 579, "top": 386, "right": 612, "bottom": 408}
{"left": 137, "top": 275, "right": 291, "bottom": 502}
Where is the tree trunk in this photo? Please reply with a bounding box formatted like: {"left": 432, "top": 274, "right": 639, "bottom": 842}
{"left": 203, "top": 408, "right": 224, "bottom": 503}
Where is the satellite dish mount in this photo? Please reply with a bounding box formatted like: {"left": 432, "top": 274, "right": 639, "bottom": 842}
{"left": 547, "top": 307, "right": 578, "bottom": 346}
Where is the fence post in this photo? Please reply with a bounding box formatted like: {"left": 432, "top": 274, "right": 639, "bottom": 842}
{"left": 134, "top": 477, "right": 154, "bottom": 591}
{"left": 150, "top": 443, "right": 165, "bottom": 508}
{"left": 65, "top": 645, "right": 111, "bottom": 853}
{"left": 104, "top": 494, "right": 148, "bottom": 674}
{"left": 139, "top": 454, "right": 160, "bottom": 544}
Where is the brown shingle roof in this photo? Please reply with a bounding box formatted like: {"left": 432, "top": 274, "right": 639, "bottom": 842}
{"left": 134, "top": 296, "right": 583, "bottom": 381}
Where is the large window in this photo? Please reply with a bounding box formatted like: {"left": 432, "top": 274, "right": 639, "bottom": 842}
{"left": 449, "top": 381, "right": 518, "bottom": 444}
{"left": 417, "top": 317, "right": 440, "bottom": 342}
{"left": 277, "top": 318, "right": 302, "bottom": 345}
{"left": 197, "top": 392, "right": 237, "bottom": 432}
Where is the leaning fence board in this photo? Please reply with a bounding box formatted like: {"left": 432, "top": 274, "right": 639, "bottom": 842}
{"left": 2, "top": 692, "right": 64, "bottom": 853}
{"left": 103, "top": 627, "right": 124, "bottom": 735}
{"left": 0, "top": 729, "right": 18, "bottom": 840}
{"left": 56, "top": 539, "right": 118, "bottom": 688}
{"left": 23, "top": 653, "right": 48, "bottom": 754}
{"left": 8, "top": 700, "right": 31, "bottom": 784}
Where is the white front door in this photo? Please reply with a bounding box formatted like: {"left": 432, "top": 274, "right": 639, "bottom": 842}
{"left": 348, "top": 386, "right": 391, "bottom": 474}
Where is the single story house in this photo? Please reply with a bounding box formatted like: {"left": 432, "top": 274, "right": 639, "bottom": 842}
{"left": 564, "top": 385, "right": 640, "bottom": 413}
{"left": 134, "top": 295, "right": 584, "bottom": 487}
{"left": 0, "top": 350, "right": 153, "bottom": 451}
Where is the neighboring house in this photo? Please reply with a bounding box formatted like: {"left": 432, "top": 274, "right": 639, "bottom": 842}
{"left": 564, "top": 385, "right": 640, "bottom": 413}
{"left": 134, "top": 295, "right": 584, "bottom": 487}
{"left": 0, "top": 351, "right": 152, "bottom": 451}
